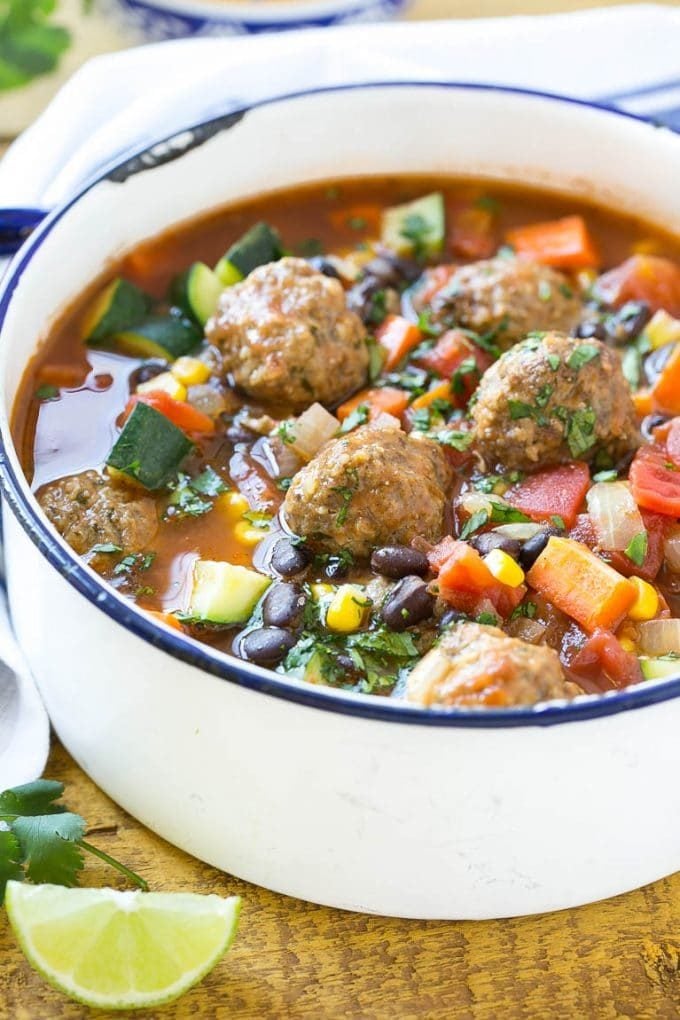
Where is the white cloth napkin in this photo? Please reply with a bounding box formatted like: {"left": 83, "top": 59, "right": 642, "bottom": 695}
{"left": 3, "top": 4, "right": 680, "bottom": 212}
{"left": 2, "top": 3, "right": 680, "bottom": 783}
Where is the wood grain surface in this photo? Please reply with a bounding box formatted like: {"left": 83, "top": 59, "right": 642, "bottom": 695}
{"left": 1, "top": 740, "right": 680, "bottom": 1019}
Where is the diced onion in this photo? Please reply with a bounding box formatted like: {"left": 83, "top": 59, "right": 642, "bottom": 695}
{"left": 638, "top": 618, "right": 680, "bottom": 656}
{"left": 493, "top": 523, "right": 544, "bottom": 542}
{"left": 289, "top": 402, "right": 340, "bottom": 462}
{"left": 508, "top": 618, "right": 547, "bottom": 644}
{"left": 664, "top": 525, "right": 680, "bottom": 573}
{"left": 458, "top": 492, "right": 496, "bottom": 517}
{"left": 371, "top": 412, "right": 402, "bottom": 431}
{"left": 586, "top": 481, "right": 645, "bottom": 551}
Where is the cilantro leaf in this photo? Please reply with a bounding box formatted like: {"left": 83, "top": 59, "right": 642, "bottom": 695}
{"left": 567, "top": 344, "right": 600, "bottom": 371}
{"left": 190, "top": 466, "right": 227, "bottom": 496}
{"left": 625, "top": 531, "right": 648, "bottom": 567}
{"left": 434, "top": 430, "right": 474, "bottom": 452}
{"left": 12, "top": 812, "right": 85, "bottom": 886}
{"left": 0, "top": 779, "right": 66, "bottom": 817}
{"left": 0, "top": 0, "right": 71, "bottom": 94}
{"left": 339, "top": 403, "right": 369, "bottom": 434}
{"left": 34, "top": 383, "right": 59, "bottom": 401}
{"left": 0, "top": 827, "right": 23, "bottom": 898}
{"left": 565, "top": 408, "right": 597, "bottom": 458}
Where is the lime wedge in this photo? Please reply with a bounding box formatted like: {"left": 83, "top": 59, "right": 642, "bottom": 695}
{"left": 5, "top": 881, "right": 241, "bottom": 1010}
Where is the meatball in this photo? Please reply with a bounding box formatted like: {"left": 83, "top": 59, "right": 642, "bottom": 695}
{"left": 471, "top": 332, "right": 639, "bottom": 472}
{"left": 38, "top": 470, "right": 158, "bottom": 557}
{"left": 206, "top": 257, "right": 369, "bottom": 412}
{"left": 406, "top": 622, "right": 581, "bottom": 708}
{"left": 427, "top": 257, "right": 582, "bottom": 347}
{"left": 282, "top": 425, "right": 452, "bottom": 558}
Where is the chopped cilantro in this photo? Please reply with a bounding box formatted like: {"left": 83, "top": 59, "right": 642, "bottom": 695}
{"left": 538, "top": 279, "right": 553, "bottom": 303}
{"left": 460, "top": 509, "right": 490, "bottom": 539}
{"left": 535, "top": 384, "right": 553, "bottom": 408}
{"left": 510, "top": 601, "right": 537, "bottom": 620}
{"left": 243, "top": 510, "right": 272, "bottom": 530}
{"left": 451, "top": 357, "right": 479, "bottom": 396}
{"left": 366, "top": 337, "right": 386, "bottom": 381}
{"left": 348, "top": 216, "right": 367, "bottom": 231}
{"left": 476, "top": 611, "right": 500, "bottom": 626}
{"left": 509, "top": 400, "right": 536, "bottom": 421}
{"left": 339, "top": 403, "right": 370, "bottom": 434}
{"left": 189, "top": 466, "right": 227, "bottom": 496}
{"left": 550, "top": 515, "right": 566, "bottom": 531}
{"left": 416, "top": 309, "right": 441, "bottom": 338}
{"left": 559, "top": 283, "right": 574, "bottom": 299}
{"left": 113, "top": 552, "right": 155, "bottom": 576}
{"left": 567, "top": 344, "right": 600, "bottom": 371}
{"left": 625, "top": 531, "right": 648, "bottom": 567}
{"left": 474, "top": 195, "right": 501, "bottom": 214}
{"left": 90, "top": 543, "right": 122, "bottom": 554}
{"left": 34, "top": 384, "right": 59, "bottom": 401}
{"left": 297, "top": 238, "right": 323, "bottom": 257}
{"left": 592, "top": 469, "right": 618, "bottom": 483}
{"left": 366, "top": 289, "right": 388, "bottom": 326}
{"left": 399, "top": 212, "right": 430, "bottom": 258}
{"left": 434, "top": 430, "right": 474, "bottom": 452}
{"left": 547, "top": 353, "right": 561, "bottom": 371}
{"left": 565, "top": 407, "right": 597, "bottom": 458}
{"left": 277, "top": 421, "right": 296, "bottom": 445}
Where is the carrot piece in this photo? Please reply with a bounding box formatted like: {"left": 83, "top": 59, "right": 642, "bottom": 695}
{"left": 506, "top": 215, "right": 600, "bottom": 269}
{"left": 526, "top": 536, "right": 637, "bottom": 633}
{"left": 633, "top": 388, "right": 654, "bottom": 417}
{"left": 146, "top": 610, "right": 183, "bottom": 631}
{"left": 652, "top": 343, "right": 680, "bottom": 414}
{"left": 596, "top": 255, "right": 680, "bottom": 317}
{"left": 336, "top": 386, "right": 409, "bottom": 422}
{"left": 375, "top": 315, "right": 423, "bottom": 371}
{"left": 450, "top": 206, "right": 496, "bottom": 260}
{"left": 409, "top": 380, "right": 452, "bottom": 411}
{"left": 328, "top": 203, "right": 382, "bottom": 234}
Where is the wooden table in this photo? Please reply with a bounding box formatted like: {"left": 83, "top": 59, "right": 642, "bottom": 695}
{"left": 3, "top": 10, "right": 680, "bottom": 1013}
{"left": 3, "top": 742, "right": 680, "bottom": 1018}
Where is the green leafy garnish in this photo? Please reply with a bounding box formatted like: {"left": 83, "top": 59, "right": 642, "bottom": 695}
{"left": 565, "top": 408, "right": 597, "bottom": 458}
{"left": 190, "top": 467, "right": 227, "bottom": 497}
{"left": 347, "top": 216, "right": 367, "bottom": 231}
{"left": 434, "top": 430, "right": 474, "bottom": 452}
{"left": 0, "top": 780, "right": 147, "bottom": 903}
{"left": 550, "top": 515, "right": 566, "bottom": 531}
{"left": 243, "top": 510, "right": 272, "bottom": 530}
{"left": 567, "top": 344, "right": 600, "bottom": 371}
{"left": 90, "top": 543, "right": 122, "bottom": 555}
{"left": 592, "top": 469, "right": 618, "bottom": 483}
{"left": 510, "top": 601, "right": 537, "bottom": 620}
{"left": 34, "top": 384, "right": 59, "bottom": 401}
{"left": 277, "top": 421, "right": 296, "bottom": 445}
{"left": 0, "top": 0, "right": 72, "bottom": 94}
{"left": 625, "top": 531, "right": 648, "bottom": 567}
{"left": 399, "top": 212, "right": 429, "bottom": 259}
{"left": 460, "top": 498, "right": 531, "bottom": 540}
{"left": 339, "top": 403, "right": 369, "bottom": 434}
{"left": 476, "top": 612, "right": 500, "bottom": 626}
{"left": 113, "top": 552, "right": 155, "bottom": 576}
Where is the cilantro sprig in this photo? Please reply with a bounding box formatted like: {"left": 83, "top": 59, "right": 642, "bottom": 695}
{"left": 0, "top": 779, "right": 147, "bottom": 904}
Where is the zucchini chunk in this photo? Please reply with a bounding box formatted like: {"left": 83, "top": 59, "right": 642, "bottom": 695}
{"left": 381, "top": 192, "right": 445, "bottom": 258}
{"left": 171, "top": 262, "right": 223, "bottom": 326}
{"left": 215, "top": 222, "right": 282, "bottom": 285}
{"left": 189, "top": 560, "right": 271, "bottom": 624}
{"left": 82, "top": 278, "right": 150, "bottom": 343}
{"left": 106, "top": 401, "right": 193, "bottom": 489}
{"left": 640, "top": 655, "right": 680, "bottom": 680}
{"left": 110, "top": 316, "right": 202, "bottom": 360}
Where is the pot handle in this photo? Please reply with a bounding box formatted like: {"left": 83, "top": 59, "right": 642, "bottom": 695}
{"left": 0, "top": 208, "right": 49, "bottom": 257}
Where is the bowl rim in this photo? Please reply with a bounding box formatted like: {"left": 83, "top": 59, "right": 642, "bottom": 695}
{"left": 2, "top": 78, "right": 680, "bottom": 730}
{"left": 118, "top": 0, "right": 404, "bottom": 25}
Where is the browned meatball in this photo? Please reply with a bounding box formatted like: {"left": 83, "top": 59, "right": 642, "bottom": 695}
{"left": 427, "top": 257, "right": 582, "bottom": 347}
{"left": 206, "top": 257, "right": 369, "bottom": 412}
{"left": 470, "top": 332, "right": 639, "bottom": 472}
{"left": 406, "top": 622, "right": 581, "bottom": 708}
{"left": 38, "top": 470, "right": 158, "bottom": 557}
{"left": 282, "top": 425, "right": 452, "bottom": 558}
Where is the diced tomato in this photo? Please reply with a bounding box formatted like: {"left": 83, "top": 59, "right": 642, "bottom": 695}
{"left": 449, "top": 206, "right": 496, "bottom": 260}
{"left": 125, "top": 392, "right": 215, "bottom": 434}
{"left": 596, "top": 255, "right": 680, "bottom": 317}
{"left": 415, "top": 265, "right": 457, "bottom": 307}
{"left": 606, "top": 510, "right": 667, "bottom": 582}
{"left": 506, "top": 462, "right": 590, "bottom": 530}
{"left": 375, "top": 315, "right": 423, "bottom": 371}
{"left": 629, "top": 444, "right": 680, "bottom": 517}
{"left": 568, "top": 629, "right": 643, "bottom": 690}
{"left": 506, "top": 215, "right": 600, "bottom": 270}
{"left": 336, "top": 387, "right": 409, "bottom": 423}
{"left": 432, "top": 539, "right": 525, "bottom": 618}
{"left": 417, "top": 330, "right": 493, "bottom": 403}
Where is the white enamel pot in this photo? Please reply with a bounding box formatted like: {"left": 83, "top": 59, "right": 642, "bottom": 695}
{"left": 2, "top": 83, "right": 680, "bottom": 920}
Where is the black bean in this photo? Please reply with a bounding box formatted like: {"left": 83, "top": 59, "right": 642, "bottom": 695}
{"left": 336, "top": 652, "right": 362, "bottom": 681}
{"left": 238, "top": 627, "right": 296, "bottom": 666}
{"left": 371, "top": 546, "right": 429, "bottom": 579}
{"left": 576, "top": 320, "right": 607, "bottom": 341}
{"left": 323, "top": 556, "right": 350, "bottom": 581}
{"left": 379, "top": 251, "right": 422, "bottom": 283}
{"left": 308, "top": 256, "right": 340, "bottom": 279}
{"left": 470, "top": 532, "right": 521, "bottom": 560}
{"left": 262, "top": 582, "right": 306, "bottom": 630}
{"left": 518, "top": 529, "right": 555, "bottom": 571}
{"left": 381, "top": 576, "right": 435, "bottom": 631}
{"left": 128, "top": 360, "right": 167, "bottom": 389}
{"left": 644, "top": 342, "right": 676, "bottom": 387}
{"left": 362, "top": 256, "right": 401, "bottom": 287}
{"left": 607, "top": 301, "right": 651, "bottom": 344}
{"left": 439, "top": 608, "right": 468, "bottom": 629}
{"left": 641, "top": 412, "right": 670, "bottom": 442}
{"left": 270, "top": 538, "right": 310, "bottom": 578}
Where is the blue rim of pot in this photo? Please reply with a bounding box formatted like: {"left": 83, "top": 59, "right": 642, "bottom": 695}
{"left": 1, "top": 79, "right": 679, "bottom": 728}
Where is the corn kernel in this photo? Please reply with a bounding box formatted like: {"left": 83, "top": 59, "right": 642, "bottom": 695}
{"left": 643, "top": 309, "right": 680, "bottom": 351}
{"left": 627, "top": 576, "right": 659, "bottom": 622}
{"left": 171, "top": 356, "right": 211, "bottom": 386}
{"left": 483, "top": 548, "right": 525, "bottom": 588}
{"left": 326, "top": 584, "right": 370, "bottom": 633}
{"left": 233, "top": 520, "right": 265, "bottom": 547}
{"left": 216, "top": 491, "right": 250, "bottom": 520}
{"left": 137, "top": 371, "right": 186, "bottom": 402}
{"left": 619, "top": 637, "right": 637, "bottom": 653}
{"left": 311, "top": 583, "right": 334, "bottom": 600}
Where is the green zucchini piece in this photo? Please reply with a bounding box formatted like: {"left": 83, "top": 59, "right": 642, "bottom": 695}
{"left": 215, "top": 222, "right": 282, "bottom": 285}
{"left": 381, "top": 192, "right": 445, "bottom": 258}
{"left": 111, "top": 316, "right": 202, "bottom": 360}
{"left": 106, "top": 401, "right": 193, "bottom": 490}
{"left": 82, "top": 278, "right": 150, "bottom": 343}
{"left": 640, "top": 655, "right": 680, "bottom": 680}
{"left": 189, "top": 560, "right": 271, "bottom": 624}
{"left": 170, "top": 262, "right": 223, "bottom": 326}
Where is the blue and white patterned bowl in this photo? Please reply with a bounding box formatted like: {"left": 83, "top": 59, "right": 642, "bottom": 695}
{"left": 113, "top": 0, "right": 408, "bottom": 39}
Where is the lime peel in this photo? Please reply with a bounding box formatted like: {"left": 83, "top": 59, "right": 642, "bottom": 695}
{"left": 5, "top": 881, "right": 241, "bottom": 1010}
